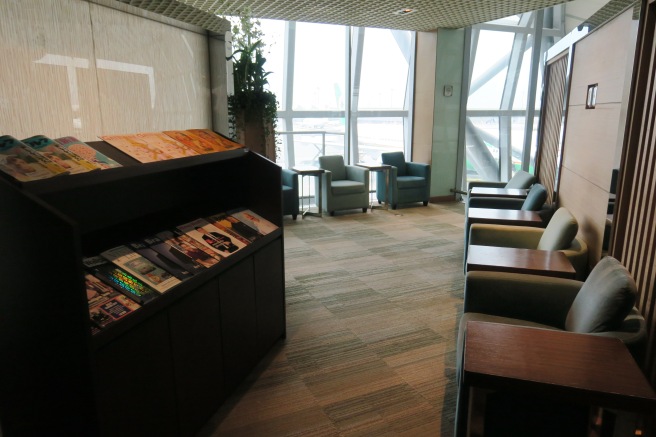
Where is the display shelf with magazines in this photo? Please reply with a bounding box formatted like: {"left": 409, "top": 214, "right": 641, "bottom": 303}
{"left": 0, "top": 138, "right": 285, "bottom": 437}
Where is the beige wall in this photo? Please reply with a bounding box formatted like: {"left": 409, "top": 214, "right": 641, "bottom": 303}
{"left": 412, "top": 31, "right": 437, "bottom": 165}
{"left": 0, "top": 0, "right": 216, "bottom": 143}
{"left": 559, "top": 8, "right": 637, "bottom": 266}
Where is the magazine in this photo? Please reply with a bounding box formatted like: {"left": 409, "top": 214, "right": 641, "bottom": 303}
{"left": 23, "top": 134, "right": 99, "bottom": 174}
{"left": 0, "top": 135, "right": 69, "bottom": 182}
{"left": 142, "top": 234, "right": 206, "bottom": 275}
{"left": 162, "top": 130, "right": 219, "bottom": 154}
{"left": 55, "top": 136, "right": 122, "bottom": 169}
{"left": 83, "top": 256, "right": 158, "bottom": 305}
{"left": 229, "top": 208, "right": 279, "bottom": 235}
{"left": 186, "top": 129, "right": 244, "bottom": 152}
{"left": 100, "top": 134, "right": 176, "bottom": 163}
{"left": 134, "top": 132, "right": 199, "bottom": 159}
{"left": 207, "top": 212, "right": 262, "bottom": 243}
{"left": 127, "top": 239, "right": 196, "bottom": 279}
{"left": 176, "top": 218, "right": 247, "bottom": 258}
{"left": 100, "top": 245, "right": 181, "bottom": 293}
{"left": 155, "top": 229, "right": 222, "bottom": 269}
{"left": 86, "top": 273, "right": 140, "bottom": 330}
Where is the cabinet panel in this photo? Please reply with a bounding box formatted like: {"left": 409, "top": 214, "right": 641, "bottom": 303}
{"left": 219, "top": 259, "right": 258, "bottom": 393}
{"left": 169, "top": 279, "right": 224, "bottom": 437}
{"left": 94, "top": 312, "right": 177, "bottom": 437}
{"left": 254, "top": 237, "right": 286, "bottom": 356}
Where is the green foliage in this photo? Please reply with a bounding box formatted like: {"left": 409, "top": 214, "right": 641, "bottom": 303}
{"left": 226, "top": 12, "right": 278, "bottom": 142}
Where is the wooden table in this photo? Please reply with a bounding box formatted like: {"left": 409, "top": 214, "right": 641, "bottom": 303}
{"left": 292, "top": 166, "right": 325, "bottom": 218}
{"left": 467, "top": 207, "right": 544, "bottom": 227}
{"left": 466, "top": 245, "right": 576, "bottom": 279}
{"left": 469, "top": 187, "right": 529, "bottom": 198}
{"left": 463, "top": 321, "right": 656, "bottom": 437}
{"left": 356, "top": 163, "right": 391, "bottom": 210}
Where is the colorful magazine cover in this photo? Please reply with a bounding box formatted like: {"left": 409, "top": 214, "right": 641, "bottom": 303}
{"left": 207, "top": 212, "right": 262, "bottom": 243}
{"left": 156, "top": 229, "right": 222, "bottom": 269}
{"left": 55, "top": 136, "right": 123, "bottom": 169}
{"left": 134, "top": 132, "right": 199, "bottom": 159}
{"left": 229, "top": 208, "right": 279, "bottom": 235}
{"left": 0, "top": 135, "right": 68, "bottom": 182}
{"left": 100, "top": 245, "right": 181, "bottom": 293}
{"left": 186, "top": 129, "right": 244, "bottom": 152}
{"left": 83, "top": 256, "right": 158, "bottom": 305}
{"left": 86, "top": 273, "right": 141, "bottom": 330}
{"left": 99, "top": 134, "right": 176, "bottom": 163}
{"left": 127, "top": 239, "right": 195, "bottom": 280}
{"left": 162, "top": 130, "right": 219, "bottom": 154}
{"left": 176, "top": 218, "right": 247, "bottom": 258}
{"left": 23, "top": 134, "right": 99, "bottom": 174}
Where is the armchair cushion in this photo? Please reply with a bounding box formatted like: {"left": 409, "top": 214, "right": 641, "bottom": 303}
{"left": 565, "top": 256, "right": 637, "bottom": 333}
{"left": 331, "top": 179, "right": 366, "bottom": 195}
{"left": 537, "top": 207, "right": 578, "bottom": 251}
{"left": 505, "top": 170, "right": 537, "bottom": 189}
{"left": 319, "top": 155, "right": 346, "bottom": 180}
{"left": 381, "top": 151, "right": 407, "bottom": 176}
{"left": 521, "top": 184, "right": 547, "bottom": 211}
{"left": 397, "top": 175, "right": 426, "bottom": 189}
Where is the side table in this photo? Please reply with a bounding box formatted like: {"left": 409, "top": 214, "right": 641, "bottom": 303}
{"left": 292, "top": 166, "right": 325, "bottom": 218}
{"left": 469, "top": 187, "right": 529, "bottom": 199}
{"left": 466, "top": 245, "right": 576, "bottom": 279}
{"left": 356, "top": 163, "right": 392, "bottom": 210}
{"left": 463, "top": 321, "right": 656, "bottom": 437}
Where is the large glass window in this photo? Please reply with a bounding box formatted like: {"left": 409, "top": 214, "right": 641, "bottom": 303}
{"left": 462, "top": 8, "right": 565, "bottom": 187}
{"left": 255, "top": 20, "right": 415, "bottom": 169}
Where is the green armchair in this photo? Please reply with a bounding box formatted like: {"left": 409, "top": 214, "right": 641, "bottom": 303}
{"left": 454, "top": 256, "right": 645, "bottom": 437}
{"left": 467, "top": 207, "right": 588, "bottom": 279}
{"left": 376, "top": 152, "right": 431, "bottom": 209}
{"left": 318, "top": 155, "right": 369, "bottom": 216}
{"left": 282, "top": 168, "right": 299, "bottom": 220}
{"left": 467, "top": 169, "right": 536, "bottom": 194}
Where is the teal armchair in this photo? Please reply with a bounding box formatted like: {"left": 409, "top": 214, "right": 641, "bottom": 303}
{"left": 467, "top": 207, "right": 588, "bottom": 279}
{"left": 282, "top": 168, "right": 299, "bottom": 220}
{"left": 467, "top": 169, "right": 536, "bottom": 194}
{"left": 454, "top": 256, "right": 646, "bottom": 437}
{"left": 376, "top": 152, "right": 431, "bottom": 209}
{"left": 318, "top": 155, "right": 369, "bottom": 216}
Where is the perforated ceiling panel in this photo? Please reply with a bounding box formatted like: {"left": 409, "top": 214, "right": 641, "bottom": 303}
{"left": 115, "top": 0, "right": 574, "bottom": 32}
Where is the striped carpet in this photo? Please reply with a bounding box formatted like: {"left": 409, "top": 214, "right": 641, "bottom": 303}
{"left": 198, "top": 201, "right": 466, "bottom": 436}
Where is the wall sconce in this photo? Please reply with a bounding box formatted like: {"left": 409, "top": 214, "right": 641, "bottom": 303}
{"left": 586, "top": 84, "right": 598, "bottom": 109}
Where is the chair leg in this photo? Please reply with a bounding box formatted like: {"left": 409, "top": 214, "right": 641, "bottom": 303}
{"left": 362, "top": 207, "right": 367, "bottom": 213}
{"left": 423, "top": 201, "right": 428, "bottom": 206}
{"left": 392, "top": 204, "right": 397, "bottom": 210}
{"left": 292, "top": 214, "right": 297, "bottom": 220}
{"left": 330, "top": 211, "right": 335, "bottom": 216}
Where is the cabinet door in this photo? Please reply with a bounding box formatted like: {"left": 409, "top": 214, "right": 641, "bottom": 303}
{"left": 219, "top": 259, "right": 258, "bottom": 393}
{"left": 94, "top": 312, "right": 177, "bottom": 437}
{"left": 169, "top": 279, "right": 224, "bottom": 437}
{"left": 254, "top": 237, "right": 286, "bottom": 356}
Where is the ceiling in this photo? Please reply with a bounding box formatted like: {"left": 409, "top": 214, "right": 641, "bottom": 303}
{"left": 113, "top": 0, "right": 638, "bottom": 34}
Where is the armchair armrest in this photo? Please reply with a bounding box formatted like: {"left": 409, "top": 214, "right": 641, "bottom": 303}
{"left": 345, "top": 165, "right": 369, "bottom": 183}
{"left": 468, "top": 181, "right": 506, "bottom": 191}
{"left": 281, "top": 168, "right": 298, "bottom": 189}
{"left": 467, "top": 197, "right": 524, "bottom": 210}
{"left": 406, "top": 162, "right": 430, "bottom": 178}
{"left": 464, "top": 271, "right": 582, "bottom": 328}
{"left": 468, "top": 224, "right": 543, "bottom": 249}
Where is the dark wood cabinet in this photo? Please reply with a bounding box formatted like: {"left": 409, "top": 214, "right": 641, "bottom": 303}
{"left": 0, "top": 146, "right": 286, "bottom": 436}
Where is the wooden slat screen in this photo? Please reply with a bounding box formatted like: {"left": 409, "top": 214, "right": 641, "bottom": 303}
{"left": 610, "top": 0, "right": 656, "bottom": 387}
{"left": 535, "top": 51, "right": 570, "bottom": 207}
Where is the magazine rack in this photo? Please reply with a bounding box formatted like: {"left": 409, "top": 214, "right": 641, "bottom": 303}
{"left": 0, "top": 142, "right": 285, "bottom": 436}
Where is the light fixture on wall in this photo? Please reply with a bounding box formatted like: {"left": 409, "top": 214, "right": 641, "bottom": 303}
{"left": 586, "top": 84, "right": 598, "bottom": 109}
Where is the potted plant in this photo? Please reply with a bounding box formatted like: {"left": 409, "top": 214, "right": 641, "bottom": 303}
{"left": 227, "top": 12, "right": 279, "bottom": 161}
